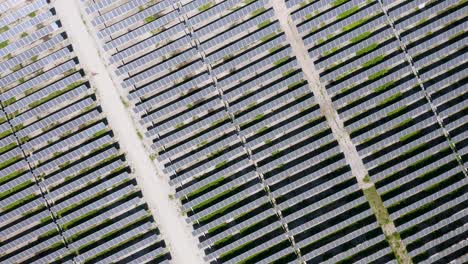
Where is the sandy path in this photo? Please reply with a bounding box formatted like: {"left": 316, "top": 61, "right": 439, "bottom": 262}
{"left": 53, "top": 1, "right": 205, "bottom": 263}
{"left": 271, "top": 1, "right": 411, "bottom": 263}
{"left": 271, "top": 0, "right": 371, "bottom": 190}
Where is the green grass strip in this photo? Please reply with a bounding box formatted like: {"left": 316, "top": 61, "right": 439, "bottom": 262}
{"left": 337, "top": 6, "right": 359, "bottom": 20}
{"left": 187, "top": 177, "right": 225, "bottom": 199}
{"left": 0, "top": 40, "right": 9, "bottom": 49}
{"left": 198, "top": 2, "right": 214, "bottom": 12}
{"left": 356, "top": 42, "right": 379, "bottom": 56}
{"left": 362, "top": 55, "right": 385, "bottom": 68}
